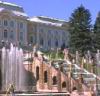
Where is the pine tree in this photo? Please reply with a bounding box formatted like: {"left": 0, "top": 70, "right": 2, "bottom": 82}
{"left": 94, "top": 12, "right": 100, "bottom": 51}
{"left": 69, "top": 5, "right": 92, "bottom": 55}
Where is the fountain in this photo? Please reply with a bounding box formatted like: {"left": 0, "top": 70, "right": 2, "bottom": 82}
{"left": 1, "top": 43, "right": 27, "bottom": 92}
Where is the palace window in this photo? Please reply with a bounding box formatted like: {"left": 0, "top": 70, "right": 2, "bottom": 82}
{"left": 4, "top": 20, "right": 8, "bottom": 26}
{"left": 52, "top": 76, "right": 57, "bottom": 85}
{"left": 10, "top": 31, "right": 14, "bottom": 39}
{"left": 19, "top": 22, "right": 23, "bottom": 29}
{"left": 55, "top": 40, "right": 58, "bottom": 47}
{"left": 48, "top": 39, "right": 51, "bottom": 47}
{"left": 4, "top": 30, "right": 8, "bottom": 38}
{"left": 40, "top": 37, "right": 44, "bottom": 46}
{"left": 44, "top": 71, "right": 48, "bottom": 83}
{"left": 10, "top": 21, "right": 14, "bottom": 28}
{"left": 48, "top": 30, "right": 51, "bottom": 35}
{"left": 20, "top": 32, "right": 23, "bottom": 40}
{"left": 30, "top": 36, "right": 33, "bottom": 43}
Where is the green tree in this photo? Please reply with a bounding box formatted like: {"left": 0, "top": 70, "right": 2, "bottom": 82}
{"left": 69, "top": 5, "right": 92, "bottom": 55}
{"left": 94, "top": 12, "right": 100, "bottom": 51}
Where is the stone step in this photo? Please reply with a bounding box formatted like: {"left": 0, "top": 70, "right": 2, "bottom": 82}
{"left": 0, "top": 92, "right": 70, "bottom": 96}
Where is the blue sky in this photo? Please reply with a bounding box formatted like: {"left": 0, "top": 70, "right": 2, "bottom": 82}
{"left": 6, "top": 0, "right": 100, "bottom": 23}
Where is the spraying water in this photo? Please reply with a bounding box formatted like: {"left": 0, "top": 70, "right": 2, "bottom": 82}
{"left": 1, "top": 44, "right": 27, "bottom": 91}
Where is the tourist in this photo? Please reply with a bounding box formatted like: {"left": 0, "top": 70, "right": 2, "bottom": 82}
{"left": 70, "top": 87, "right": 80, "bottom": 96}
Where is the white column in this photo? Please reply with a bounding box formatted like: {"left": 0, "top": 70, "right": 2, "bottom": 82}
{"left": 59, "top": 30, "right": 62, "bottom": 48}
{"left": 52, "top": 30, "right": 55, "bottom": 49}
{"left": 36, "top": 24, "right": 40, "bottom": 47}
{"left": 24, "top": 22, "right": 28, "bottom": 45}
{"left": 16, "top": 20, "right": 19, "bottom": 45}
{"left": 44, "top": 27, "right": 48, "bottom": 50}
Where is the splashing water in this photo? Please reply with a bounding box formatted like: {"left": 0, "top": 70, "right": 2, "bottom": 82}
{"left": 1, "top": 44, "right": 27, "bottom": 91}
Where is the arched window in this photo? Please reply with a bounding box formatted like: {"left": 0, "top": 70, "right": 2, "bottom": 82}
{"left": 19, "top": 22, "right": 23, "bottom": 29}
{"left": 30, "top": 36, "right": 33, "bottom": 43}
{"left": 4, "top": 20, "right": 8, "bottom": 26}
{"left": 20, "top": 32, "right": 23, "bottom": 40}
{"left": 10, "top": 31, "right": 14, "bottom": 39}
{"left": 40, "top": 37, "right": 44, "bottom": 46}
{"left": 52, "top": 76, "right": 57, "bottom": 85}
{"left": 55, "top": 40, "right": 58, "bottom": 47}
{"left": 48, "top": 39, "right": 51, "bottom": 47}
{"left": 62, "top": 81, "right": 66, "bottom": 88}
{"left": 44, "top": 71, "right": 48, "bottom": 83}
{"left": 36, "top": 66, "right": 39, "bottom": 81}
{"left": 4, "top": 30, "right": 8, "bottom": 38}
{"left": 10, "top": 21, "right": 14, "bottom": 28}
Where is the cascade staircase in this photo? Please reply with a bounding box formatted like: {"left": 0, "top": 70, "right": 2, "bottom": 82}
{"left": 41, "top": 51, "right": 100, "bottom": 96}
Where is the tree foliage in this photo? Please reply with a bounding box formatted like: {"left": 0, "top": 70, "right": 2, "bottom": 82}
{"left": 69, "top": 5, "right": 92, "bottom": 54}
{"left": 94, "top": 12, "right": 100, "bottom": 50}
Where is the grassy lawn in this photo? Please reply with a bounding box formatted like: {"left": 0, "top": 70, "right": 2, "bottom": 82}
{"left": 43, "top": 50, "right": 64, "bottom": 60}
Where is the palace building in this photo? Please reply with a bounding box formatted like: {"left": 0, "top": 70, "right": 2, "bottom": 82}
{"left": 0, "top": 1, "right": 28, "bottom": 46}
{"left": 28, "top": 16, "right": 69, "bottom": 51}
{"left": 0, "top": 1, "right": 69, "bottom": 50}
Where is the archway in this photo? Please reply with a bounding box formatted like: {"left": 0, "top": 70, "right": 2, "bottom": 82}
{"left": 52, "top": 76, "right": 57, "bottom": 85}
{"left": 36, "top": 66, "right": 39, "bottom": 81}
{"left": 62, "top": 81, "right": 66, "bottom": 88}
{"left": 44, "top": 71, "right": 48, "bottom": 83}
